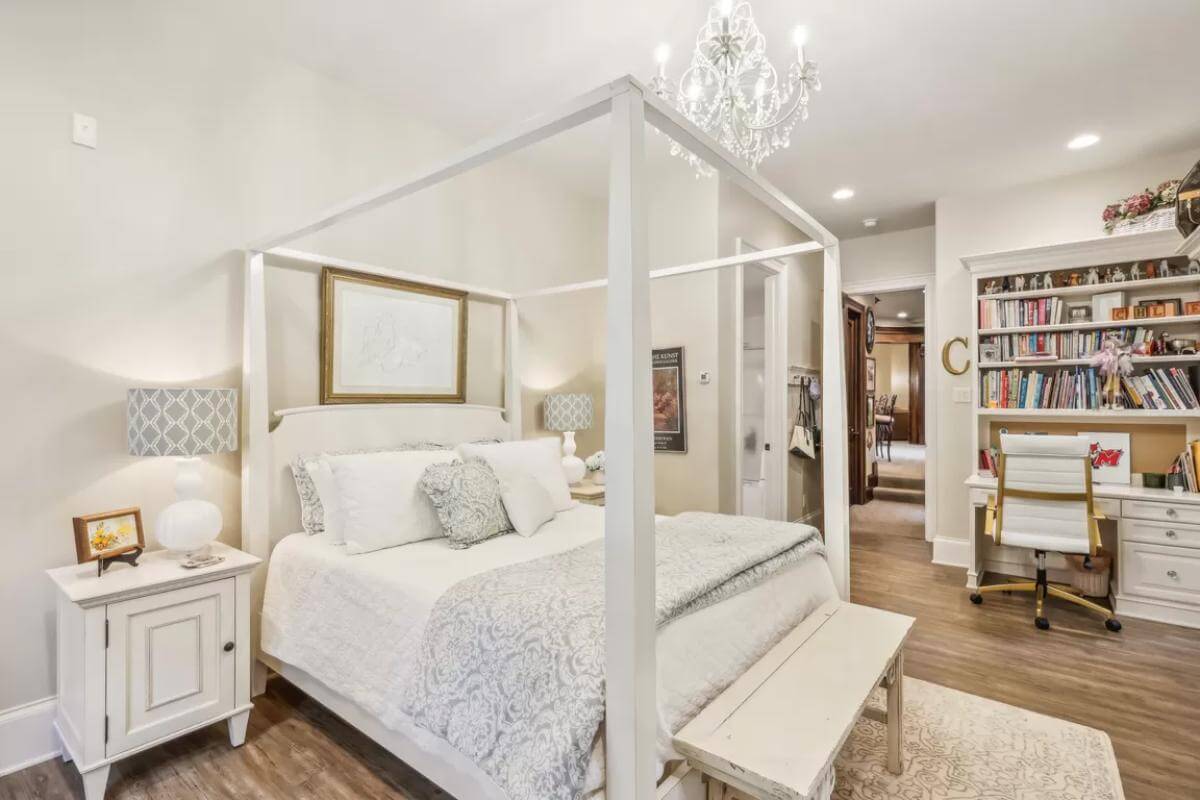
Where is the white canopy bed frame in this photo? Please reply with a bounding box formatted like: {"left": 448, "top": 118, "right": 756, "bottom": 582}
{"left": 241, "top": 75, "right": 847, "bottom": 800}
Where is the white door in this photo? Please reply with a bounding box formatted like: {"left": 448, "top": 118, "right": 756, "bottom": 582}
{"left": 106, "top": 579, "right": 236, "bottom": 756}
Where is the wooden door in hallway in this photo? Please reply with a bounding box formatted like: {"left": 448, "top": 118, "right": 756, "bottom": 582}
{"left": 908, "top": 341, "right": 925, "bottom": 445}
{"left": 843, "top": 295, "right": 866, "bottom": 506}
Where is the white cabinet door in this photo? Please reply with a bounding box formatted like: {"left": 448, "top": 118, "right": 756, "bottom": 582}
{"left": 106, "top": 579, "right": 236, "bottom": 756}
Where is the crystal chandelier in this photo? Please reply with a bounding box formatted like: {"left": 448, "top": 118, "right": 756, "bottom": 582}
{"left": 649, "top": 0, "right": 820, "bottom": 174}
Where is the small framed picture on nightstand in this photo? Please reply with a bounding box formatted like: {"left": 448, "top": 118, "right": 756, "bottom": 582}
{"left": 72, "top": 507, "right": 144, "bottom": 565}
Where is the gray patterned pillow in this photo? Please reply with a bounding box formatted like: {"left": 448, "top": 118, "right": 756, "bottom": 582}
{"left": 291, "top": 442, "right": 446, "bottom": 535}
{"left": 420, "top": 457, "right": 513, "bottom": 549}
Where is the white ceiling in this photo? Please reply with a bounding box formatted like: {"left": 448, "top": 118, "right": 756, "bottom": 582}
{"left": 258, "top": 0, "right": 1200, "bottom": 238}
{"left": 867, "top": 289, "right": 925, "bottom": 326}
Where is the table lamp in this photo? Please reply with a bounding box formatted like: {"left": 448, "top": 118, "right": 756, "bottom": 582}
{"left": 128, "top": 387, "right": 238, "bottom": 567}
{"left": 543, "top": 393, "right": 594, "bottom": 485}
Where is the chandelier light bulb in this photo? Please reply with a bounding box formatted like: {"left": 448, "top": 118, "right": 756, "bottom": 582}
{"left": 792, "top": 25, "right": 808, "bottom": 62}
{"left": 718, "top": 0, "right": 733, "bottom": 18}
{"left": 754, "top": 77, "right": 767, "bottom": 98}
{"left": 687, "top": 81, "right": 703, "bottom": 101}
{"left": 654, "top": 43, "right": 671, "bottom": 65}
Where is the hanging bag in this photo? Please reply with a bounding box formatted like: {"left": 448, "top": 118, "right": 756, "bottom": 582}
{"left": 790, "top": 380, "right": 817, "bottom": 458}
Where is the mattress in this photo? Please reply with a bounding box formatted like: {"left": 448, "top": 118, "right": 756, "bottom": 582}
{"left": 261, "top": 504, "right": 837, "bottom": 798}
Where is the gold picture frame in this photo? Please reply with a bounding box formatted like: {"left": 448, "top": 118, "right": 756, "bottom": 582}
{"left": 320, "top": 267, "right": 468, "bottom": 404}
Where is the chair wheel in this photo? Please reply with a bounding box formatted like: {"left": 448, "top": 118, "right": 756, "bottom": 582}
{"left": 1035, "top": 617, "right": 1050, "bottom": 630}
{"left": 1105, "top": 618, "right": 1122, "bottom": 632}
{"left": 969, "top": 593, "right": 982, "bottom": 605}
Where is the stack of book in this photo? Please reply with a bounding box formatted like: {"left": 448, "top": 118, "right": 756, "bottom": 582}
{"left": 978, "top": 448, "right": 1000, "bottom": 477}
{"left": 1170, "top": 441, "right": 1200, "bottom": 492}
{"left": 978, "top": 296, "right": 1066, "bottom": 329}
{"left": 1121, "top": 368, "right": 1200, "bottom": 410}
{"left": 980, "top": 327, "right": 1161, "bottom": 361}
{"left": 979, "top": 366, "right": 1200, "bottom": 411}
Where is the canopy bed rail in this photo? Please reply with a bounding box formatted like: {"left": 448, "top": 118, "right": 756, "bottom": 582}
{"left": 240, "top": 74, "right": 846, "bottom": 800}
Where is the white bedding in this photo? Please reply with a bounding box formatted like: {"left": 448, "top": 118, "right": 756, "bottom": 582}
{"left": 261, "top": 504, "right": 836, "bottom": 799}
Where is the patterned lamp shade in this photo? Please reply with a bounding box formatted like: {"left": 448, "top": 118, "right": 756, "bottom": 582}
{"left": 543, "top": 393, "right": 594, "bottom": 432}
{"left": 128, "top": 388, "right": 239, "bottom": 457}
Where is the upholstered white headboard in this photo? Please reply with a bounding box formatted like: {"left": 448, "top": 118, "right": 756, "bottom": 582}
{"left": 266, "top": 403, "right": 512, "bottom": 551}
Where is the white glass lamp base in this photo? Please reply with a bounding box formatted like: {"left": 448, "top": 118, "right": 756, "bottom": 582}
{"left": 560, "top": 431, "right": 587, "bottom": 485}
{"left": 156, "top": 457, "right": 223, "bottom": 563}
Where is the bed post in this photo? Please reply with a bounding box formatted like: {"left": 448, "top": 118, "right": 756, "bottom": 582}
{"left": 820, "top": 243, "right": 850, "bottom": 598}
{"left": 241, "top": 250, "right": 271, "bottom": 695}
{"left": 604, "top": 83, "right": 657, "bottom": 800}
{"left": 504, "top": 298, "right": 523, "bottom": 439}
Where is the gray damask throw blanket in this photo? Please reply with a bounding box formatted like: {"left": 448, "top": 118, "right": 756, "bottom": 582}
{"left": 401, "top": 511, "right": 825, "bottom": 800}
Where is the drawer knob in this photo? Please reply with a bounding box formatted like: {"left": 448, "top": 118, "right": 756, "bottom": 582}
{"left": 1166, "top": 530, "right": 1178, "bottom": 539}
{"left": 1167, "top": 570, "right": 1179, "bottom": 580}
{"left": 223, "top": 641, "right": 235, "bottom": 652}
{"left": 1167, "top": 508, "right": 1178, "bottom": 518}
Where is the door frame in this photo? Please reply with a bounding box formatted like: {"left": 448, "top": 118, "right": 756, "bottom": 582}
{"left": 842, "top": 273, "right": 938, "bottom": 543}
{"left": 732, "top": 239, "right": 787, "bottom": 521}
{"left": 843, "top": 295, "right": 867, "bottom": 506}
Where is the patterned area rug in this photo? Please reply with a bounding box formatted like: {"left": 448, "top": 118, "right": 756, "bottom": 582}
{"left": 833, "top": 678, "right": 1125, "bottom": 800}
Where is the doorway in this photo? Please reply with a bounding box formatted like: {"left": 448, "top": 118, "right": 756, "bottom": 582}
{"left": 846, "top": 286, "right": 930, "bottom": 545}
{"left": 737, "top": 261, "right": 783, "bottom": 519}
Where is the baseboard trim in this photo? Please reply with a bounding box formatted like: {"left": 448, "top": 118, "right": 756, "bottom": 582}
{"left": 0, "top": 696, "right": 59, "bottom": 778}
{"left": 932, "top": 536, "right": 970, "bottom": 568}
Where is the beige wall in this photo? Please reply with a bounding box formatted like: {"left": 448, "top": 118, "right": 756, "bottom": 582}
{"left": 932, "top": 146, "right": 1200, "bottom": 547}
{"left": 872, "top": 343, "right": 910, "bottom": 411}
{"left": 841, "top": 225, "right": 935, "bottom": 285}
{"left": 0, "top": 0, "right": 603, "bottom": 715}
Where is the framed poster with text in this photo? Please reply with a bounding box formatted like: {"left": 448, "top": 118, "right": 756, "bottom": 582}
{"left": 652, "top": 347, "right": 687, "bottom": 453}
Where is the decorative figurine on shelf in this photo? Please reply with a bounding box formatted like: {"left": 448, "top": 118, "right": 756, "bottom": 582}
{"left": 1109, "top": 265, "right": 1127, "bottom": 282}
{"left": 1129, "top": 262, "right": 1142, "bottom": 281}
{"left": 1160, "top": 259, "right": 1174, "bottom": 278}
{"left": 1001, "top": 275, "right": 1011, "bottom": 292}
{"left": 1068, "top": 272, "right": 1083, "bottom": 286}
{"left": 1042, "top": 271, "right": 1054, "bottom": 289}
{"left": 1027, "top": 274, "right": 1041, "bottom": 291}
{"left": 1146, "top": 261, "right": 1157, "bottom": 279}
{"left": 1189, "top": 259, "right": 1200, "bottom": 276}
{"left": 1090, "top": 337, "right": 1132, "bottom": 409}
{"left": 1013, "top": 274, "right": 1026, "bottom": 291}
{"left": 1085, "top": 267, "right": 1101, "bottom": 285}
{"left": 983, "top": 279, "right": 1000, "bottom": 295}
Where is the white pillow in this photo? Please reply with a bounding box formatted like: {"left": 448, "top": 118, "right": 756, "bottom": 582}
{"left": 500, "top": 471, "right": 557, "bottom": 537}
{"left": 328, "top": 450, "right": 461, "bottom": 555}
{"left": 305, "top": 459, "right": 344, "bottom": 545}
{"left": 457, "top": 438, "right": 572, "bottom": 512}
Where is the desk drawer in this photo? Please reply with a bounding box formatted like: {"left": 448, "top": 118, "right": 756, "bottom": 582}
{"left": 1121, "top": 500, "right": 1200, "bottom": 525}
{"left": 1121, "top": 519, "right": 1200, "bottom": 549}
{"left": 1120, "top": 541, "right": 1200, "bottom": 605}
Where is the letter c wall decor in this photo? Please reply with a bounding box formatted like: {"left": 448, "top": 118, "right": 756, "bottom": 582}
{"left": 941, "top": 337, "right": 971, "bottom": 375}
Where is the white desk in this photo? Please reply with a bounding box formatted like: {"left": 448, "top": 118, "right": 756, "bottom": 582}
{"left": 965, "top": 474, "right": 1200, "bottom": 628}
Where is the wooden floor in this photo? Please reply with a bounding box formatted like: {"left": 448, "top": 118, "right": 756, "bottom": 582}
{"left": 5, "top": 526, "right": 1200, "bottom": 799}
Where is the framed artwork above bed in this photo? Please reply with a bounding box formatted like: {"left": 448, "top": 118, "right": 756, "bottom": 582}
{"left": 321, "top": 267, "right": 467, "bottom": 404}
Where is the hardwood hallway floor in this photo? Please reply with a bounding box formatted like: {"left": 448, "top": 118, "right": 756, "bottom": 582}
{"left": 4, "top": 530, "right": 1198, "bottom": 800}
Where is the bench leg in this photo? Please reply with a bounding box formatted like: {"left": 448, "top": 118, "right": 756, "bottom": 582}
{"left": 704, "top": 775, "right": 726, "bottom": 800}
{"left": 885, "top": 651, "right": 904, "bottom": 774}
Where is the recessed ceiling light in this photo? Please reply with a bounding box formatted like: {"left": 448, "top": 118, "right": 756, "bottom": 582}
{"left": 862, "top": 217, "right": 878, "bottom": 228}
{"left": 897, "top": 311, "right": 909, "bottom": 319}
{"left": 1067, "top": 133, "right": 1100, "bottom": 150}
{"left": 832, "top": 187, "right": 855, "bottom": 200}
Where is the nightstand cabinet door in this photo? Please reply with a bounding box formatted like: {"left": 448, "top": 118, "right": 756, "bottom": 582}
{"left": 105, "top": 579, "right": 236, "bottom": 756}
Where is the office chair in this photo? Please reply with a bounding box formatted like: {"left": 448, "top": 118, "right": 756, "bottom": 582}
{"left": 969, "top": 433, "right": 1122, "bottom": 632}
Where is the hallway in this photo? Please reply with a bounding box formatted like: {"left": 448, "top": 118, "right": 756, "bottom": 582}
{"left": 853, "top": 441, "right": 926, "bottom": 539}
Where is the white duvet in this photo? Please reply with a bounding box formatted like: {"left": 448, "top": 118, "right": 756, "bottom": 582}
{"left": 261, "top": 504, "right": 837, "bottom": 799}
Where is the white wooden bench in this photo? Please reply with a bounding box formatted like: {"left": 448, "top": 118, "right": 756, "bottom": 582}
{"left": 672, "top": 600, "right": 915, "bottom": 800}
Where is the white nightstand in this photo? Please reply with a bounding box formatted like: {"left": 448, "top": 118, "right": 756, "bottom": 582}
{"left": 46, "top": 542, "right": 261, "bottom": 800}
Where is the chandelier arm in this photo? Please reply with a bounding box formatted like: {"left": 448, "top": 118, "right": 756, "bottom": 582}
{"left": 742, "top": 69, "right": 814, "bottom": 131}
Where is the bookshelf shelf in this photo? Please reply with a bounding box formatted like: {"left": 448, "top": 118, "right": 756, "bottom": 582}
{"left": 981, "top": 273, "right": 1200, "bottom": 302}
{"left": 979, "top": 314, "right": 1200, "bottom": 336}
{"left": 977, "top": 408, "right": 1198, "bottom": 422}
{"left": 980, "top": 354, "right": 1200, "bottom": 369}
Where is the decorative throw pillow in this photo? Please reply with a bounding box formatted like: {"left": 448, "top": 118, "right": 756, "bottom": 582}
{"left": 420, "top": 458, "right": 513, "bottom": 549}
{"left": 329, "top": 449, "right": 461, "bottom": 555}
{"left": 499, "top": 470, "right": 557, "bottom": 537}
{"left": 456, "top": 438, "right": 572, "bottom": 512}
{"left": 290, "top": 442, "right": 446, "bottom": 535}
{"left": 304, "top": 460, "right": 344, "bottom": 545}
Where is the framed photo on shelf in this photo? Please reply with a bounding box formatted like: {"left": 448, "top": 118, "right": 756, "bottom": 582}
{"left": 1067, "top": 303, "right": 1092, "bottom": 323}
{"left": 1185, "top": 300, "right": 1200, "bottom": 316}
{"left": 866, "top": 357, "right": 877, "bottom": 392}
{"left": 979, "top": 342, "right": 1000, "bottom": 363}
{"left": 867, "top": 394, "right": 876, "bottom": 427}
{"left": 1091, "top": 291, "right": 1126, "bottom": 323}
{"left": 72, "top": 508, "right": 144, "bottom": 565}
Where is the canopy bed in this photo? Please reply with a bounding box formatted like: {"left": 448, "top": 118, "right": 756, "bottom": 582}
{"left": 240, "top": 76, "right": 849, "bottom": 800}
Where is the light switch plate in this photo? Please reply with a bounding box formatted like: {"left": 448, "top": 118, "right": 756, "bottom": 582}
{"left": 952, "top": 387, "right": 972, "bottom": 403}
{"left": 72, "top": 113, "right": 97, "bottom": 148}
{"left": 699, "top": 371, "right": 712, "bottom": 385}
